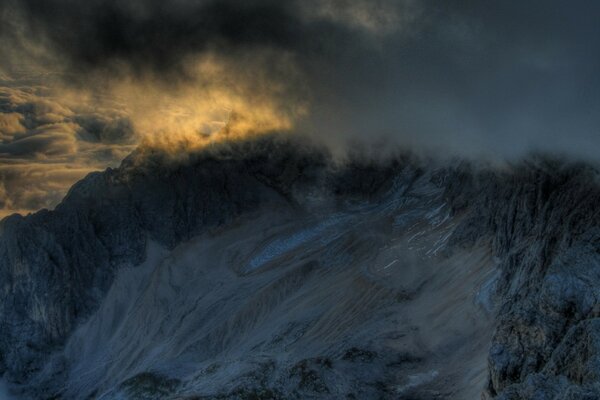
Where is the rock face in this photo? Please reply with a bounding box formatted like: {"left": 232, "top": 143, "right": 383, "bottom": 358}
{"left": 0, "top": 137, "right": 324, "bottom": 384}
{"left": 0, "top": 136, "right": 599, "bottom": 399}
{"left": 448, "top": 160, "right": 600, "bottom": 399}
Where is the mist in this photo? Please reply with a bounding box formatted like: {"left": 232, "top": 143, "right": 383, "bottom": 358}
{"left": 3, "top": 0, "right": 600, "bottom": 158}
{"left": 1, "top": 0, "right": 600, "bottom": 215}
{"left": 298, "top": 1, "right": 600, "bottom": 160}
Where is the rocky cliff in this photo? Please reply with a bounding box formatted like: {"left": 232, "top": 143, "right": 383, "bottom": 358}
{"left": 0, "top": 136, "right": 599, "bottom": 399}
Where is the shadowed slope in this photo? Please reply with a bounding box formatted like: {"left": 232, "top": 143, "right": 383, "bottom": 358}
{"left": 0, "top": 137, "right": 600, "bottom": 399}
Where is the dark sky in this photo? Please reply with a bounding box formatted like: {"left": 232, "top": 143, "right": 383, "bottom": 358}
{"left": 301, "top": 1, "right": 600, "bottom": 157}
{"left": 1, "top": 0, "right": 600, "bottom": 214}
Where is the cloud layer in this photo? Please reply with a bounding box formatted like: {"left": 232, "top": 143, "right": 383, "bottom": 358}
{"left": 0, "top": 75, "right": 136, "bottom": 217}
{"left": 1, "top": 0, "right": 420, "bottom": 216}
{"left": 2, "top": 1, "right": 600, "bottom": 215}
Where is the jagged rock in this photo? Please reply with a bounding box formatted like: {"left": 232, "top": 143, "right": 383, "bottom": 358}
{"left": 1, "top": 136, "right": 600, "bottom": 399}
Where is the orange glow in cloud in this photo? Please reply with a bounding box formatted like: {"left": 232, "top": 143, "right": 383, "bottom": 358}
{"left": 0, "top": 50, "right": 308, "bottom": 216}
{"left": 77, "top": 53, "right": 309, "bottom": 153}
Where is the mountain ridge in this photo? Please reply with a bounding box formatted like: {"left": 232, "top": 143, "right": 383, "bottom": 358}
{"left": 1, "top": 136, "right": 599, "bottom": 399}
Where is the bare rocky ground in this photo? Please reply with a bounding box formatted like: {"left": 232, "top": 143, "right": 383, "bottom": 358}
{"left": 0, "top": 136, "right": 599, "bottom": 399}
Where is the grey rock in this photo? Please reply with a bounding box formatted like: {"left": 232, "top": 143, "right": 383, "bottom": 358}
{"left": 1, "top": 137, "right": 600, "bottom": 399}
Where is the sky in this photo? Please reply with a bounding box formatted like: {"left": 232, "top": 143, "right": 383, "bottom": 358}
{"left": 1, "top": 0, "right": 600, "bottom": 216}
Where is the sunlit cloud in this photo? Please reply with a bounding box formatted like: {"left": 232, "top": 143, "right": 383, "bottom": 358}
{"left": 3, "top": 0, "right": 600, "bottom": 218}
{"left": 0, "top": 77, "right": 137, "bottom": 216}
{"left": 0, "top": 50, "right": 308, "bottom": 216}
{"left": 104, "top": 53, "right": 308, "bottom": 151}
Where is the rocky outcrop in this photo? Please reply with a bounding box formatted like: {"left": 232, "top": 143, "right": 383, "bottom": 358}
{"left": 444, "top": 159, "right": 600, "bottom": 398}
{"left": 0, "top": 137, "right": 329, "bottom": 383}
{"left": 1, "top": 136, "right": 600, "bottom": 398}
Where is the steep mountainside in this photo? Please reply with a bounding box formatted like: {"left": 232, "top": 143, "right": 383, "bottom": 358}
{"left": 1, "top": 136, "right": 599, "bottom": 399}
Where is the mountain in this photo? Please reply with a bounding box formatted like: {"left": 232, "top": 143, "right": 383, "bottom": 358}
{"left": 0, "top": 136, "right": 599, "bottom": 399}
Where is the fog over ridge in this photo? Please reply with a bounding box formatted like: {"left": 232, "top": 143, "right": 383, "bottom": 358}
{"left": 1, "top": 0, "right": 600, "bottom": 215}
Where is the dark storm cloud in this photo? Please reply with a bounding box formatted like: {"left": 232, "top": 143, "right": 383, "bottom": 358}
{"left": 2, "top": 0, "right": 600, "bottom": 216}
{"left": 304, "top": 1, "right": 600, "bottom": 159}
{"left": 1, "top": 0, "right": 417, "bottom": 79}
{"left": 4, "top": 0, "right": 600, "bottom": 146}
{"left": 11, "top": 0, "right": 296, "bottom": 75}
